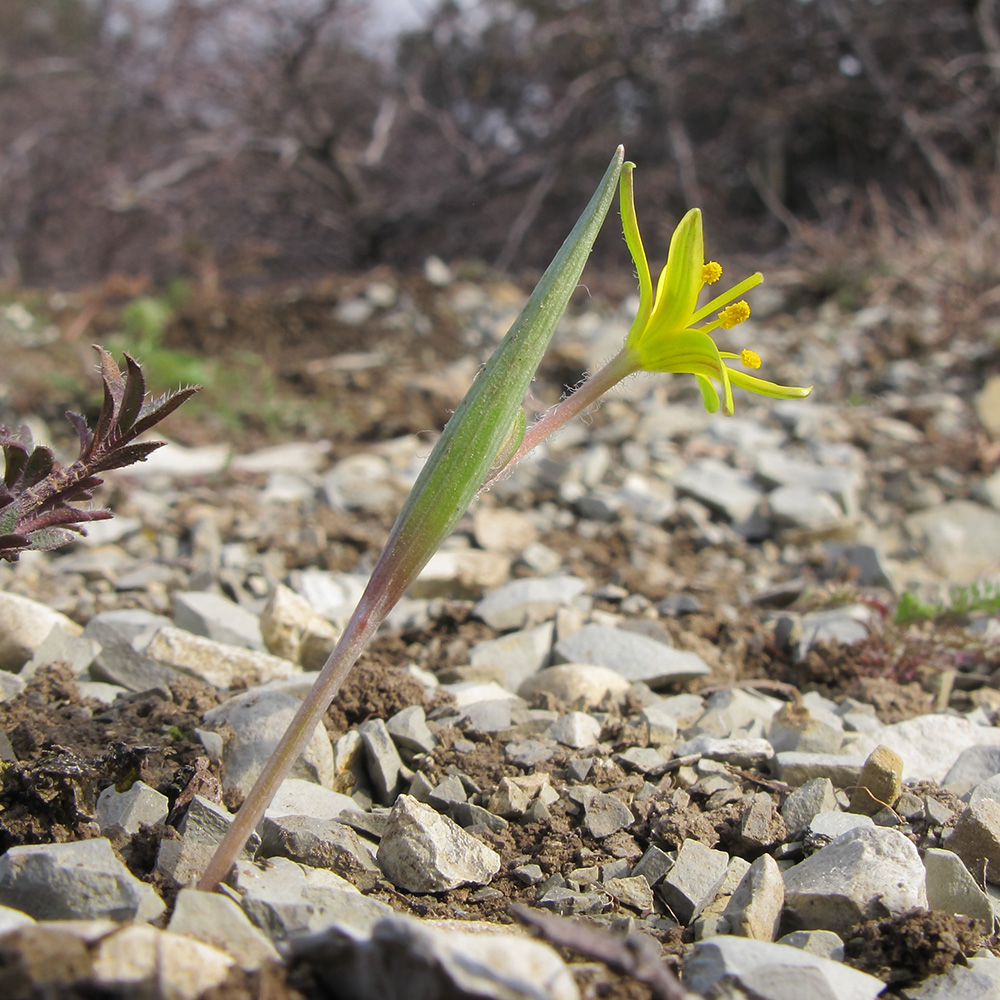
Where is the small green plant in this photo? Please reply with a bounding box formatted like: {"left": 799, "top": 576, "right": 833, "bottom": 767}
{"left": 198, "top": 147, "right": 813, "bottom": 890}
{"left": 895, "top": 582, "right": 1000, "bottom": 625}
{"left": 0, "top": 347, "right": 199, "bottom": 561}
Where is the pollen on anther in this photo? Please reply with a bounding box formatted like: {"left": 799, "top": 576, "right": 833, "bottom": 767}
{"left": 740, "top": 348, "right": 762, "bottom": 369}
{"left": 718, "top": 300, "right": 751, "bottom": 329}
{"left": 702, "top": 261, "right": 723, "bottom": 284}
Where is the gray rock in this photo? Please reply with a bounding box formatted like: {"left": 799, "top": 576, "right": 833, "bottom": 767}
{"left": 672, "top": 458, "right": 763, "bottom": 522}
{"left": 173, "top": 590, "right": 265, "bottom": 650}
{"left": 582, "top": 791, "right": 634, "bottom": 839}
{"left": 167, "top": 887, "right": 280, "bottom": 970}
{"left": 783, "top": 826, "right": 927, "bottom": 935}
{"left": 755, "top": 449, "right": 861, "bottom": 515}
{"left": 695, "top": 688, "right": 783, "bottom": 739}
{"left": 90, "top": 924, "right": 234, "bottom": 1000}
{"left": 0, "top": 593, "right": 83, "bottom": 672}
{"left": 824, "top": 543, "right": 894, "bottom": 588}
{"left": 943, "top": 744, "right": 1000, "bottom": 789}
{"left": 96, "top": 780, "right": 169, "bottom": 834}
{"left": 203, "top": 689, "right": 335, "bottom": 796}
{"left": 376, "top": 794, "right": 501, "bottom": 892}
{"left": 881, "top": 714, "right": 1000, "bottom": 783}
{"left": 265, "top": 777, "right": 357, "bottom": 823}
{"left": 83, "top": 608, "right": 179, "bottom": 692}
{"left": 781, "top": 777, "right": 839, "bottom": 833}
{"left": 657, "top": 839, "right": 730, "bottom": 925}
{"left": 906, "top": 500, "right": 1000, "bottom": 583}
{"left": 969, "top": 774, "right": 1000, "bottom": 807}
{"left": 474, "top": 576, "right": 587, "bottom": 631}
{"left": 20, "top": 626, "right": 100, "bottom": 681}
{"left": 923, "top": 848, "right": 995, "bottom": 923}
{"left": 548, "top": 711, "right": 602, "bottom": 749}
{"left": 505, "top": 738, "right": 557, "bottom": 768}
{"left": 0, "top": 838, "right": 164, "bottom": 922}
{"left": 807, "top": 810, "right": 875, "bottom": 842}
{"left": 769, "top": 485, "right": 847, "bottom": 532}
{"left": 518, "top": 664, "right": 632, "bottom": 709}
{"left": 258, "top": 815, "right": 379, "bottom": 887}
{"left": 410, "top": 549, "right": 510, "bottom": 600}
{"left": 554, "top": 624, "right": 709, "bottom": 688}
{"left": 944, "top": 799, "right": 1000, "bottom": 884}
{"left": 685, "top": 937, "right": 883, "bottom": 1000}
{"left": 898, "top": 955, "right": 1000, "bottom": 999}
{"left": 385, "top": 705, "right": 436, "bottom": 757}
{"left": 675, "top": 735, "right": 774, "bottom": 769}
{"left": 774, "top": 752, "right": 865, "bottom": 788}
{"left": 615, "top": 746, "right": 670, "bottom": 777}
{"left": 145, "top": 626, "right": 298, "bottom": 689}
{"left": 603, "top": 875, "right": 654, "bottom": 912}
{"left": 777, "top": 929, "right": 845, "bottom": 962}
{"left": 723, "top": 854, "right": 784, "bottom": 941}
{"left": 631, "top": 845, "right": 673, "bottom": 887}
{"left": 469, "top": 622, "right": 553, "bottom": 690}
{"left": 357, "top": 718, "right": 404, "bottom": 805}
{"left": 259, "top": 584, "right": 338, "bottom": 671}
{"left": 796, "top": 605, "right": 874, "bottom": 658}
{"left": 292, "top": 913, "right": 580, "bottom": 1000}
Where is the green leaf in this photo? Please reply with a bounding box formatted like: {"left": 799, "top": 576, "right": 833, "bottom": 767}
{"left": 364, "top": 146, "right": 625, "bottom": 613}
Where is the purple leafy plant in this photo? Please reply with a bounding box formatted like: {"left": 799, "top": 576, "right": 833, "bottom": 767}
{"left": 0, "top": 346, "right": 199, "bottom": 561}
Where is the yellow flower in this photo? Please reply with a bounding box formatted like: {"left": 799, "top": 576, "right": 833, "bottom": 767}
{"left": 619, "top": 163, "right": 812, "bottom": 415}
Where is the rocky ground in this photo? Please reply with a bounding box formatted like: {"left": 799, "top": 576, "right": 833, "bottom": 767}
{"left": 0, "top": 232, "right": 999, "bottom": 1000}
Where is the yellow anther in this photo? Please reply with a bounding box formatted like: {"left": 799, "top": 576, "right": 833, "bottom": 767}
{"left": 718, "top": 300, "right": 751, "bottom": 329}
{"left": 740, "top": 348, "right": 762, "bottom": 369}
{"left": 702, "top": 261, "right": 723, "bottom": 284}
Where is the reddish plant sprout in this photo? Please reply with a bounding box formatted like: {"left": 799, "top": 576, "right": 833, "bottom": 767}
{"left": 0, "top": 346, "right": 199, "bottom": 561}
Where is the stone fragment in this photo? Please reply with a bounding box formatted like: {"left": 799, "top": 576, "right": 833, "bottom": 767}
{"left": 0, "top": 903, "right": 34, "bottom": 933}
{"left": 20, "top": 626, "right": 99, "bottom": 681}
{"left": 518, "top": 664, "right": 631, "bottom": 708}
{"left": 774, "top": 752, "right": 865, "bottom": 788}
{"left": 796, "top": 605, "right": 874, "bottom": 658}
{"left": 685, "top": 937, "right": 884, "bottom": 1000}
{"left": 167, "top": 888, "right": 280, "bottom": 970}
{"left": 385, "top": 705, "right": 436, "bottom": 756}
{"left": 897, "top": 955, "right": 1000, "bottom": 999}
{"left": 631, "top": 846, "right": 673, "bottom": 887}
{"left": 472, "top": 506, "right": 538, "bottom": 553}
{"left": 474, "top": 576, "right": 587, "bottom": 631}
{"left": 806, "top": 811, "right": 875, "bottom": 842}
{"left": 603, "top": 876, "right": 654, "bottom": 912}
{"left": 259, "top": 814, "right": 379, "bottom": 886}
{"left": 906, "top": 500, "right": 1000, "bottom": 583}
{"left": 723, "top": 854, "right": 784, "bottom": 942}
{"left": 695, "top": 688, "right": 783, "bottom": 738}
{"left": 357, "top": 718, "right": 404, "bottom": 805}
{"left": 264, "top": 778, "right": 356, "bottom": 822}
{"left": 548, "top": 711, "right": 602, "bottom": 749}
{"left": 96, "top": 780, "right": 169, "bottom": 835}
{"left": 292, "top": 913, "right": 580, "bottom": 1000}
{"left": 487, "top": 777, "right": 531, "bottom": 818}
{"left": 582, "top": 792, "right": 634, "bottom": 839}
{"left": 673, "top": 458, "right": 763, "bottom": 522}
{"left": 769, "top": 485, "right": 847, "bottom": 533}
{"left": 259, "top": 584, "right": 339, "bottom": 670}
{"left": 782, "top": 827, "right": 927, "bottom": 935}
{"left": 675, "top": 735, "right": 774, "bottom": 769}
{"left": 469, "top": 622, "right": 553, "bottom": 690}
{"left": 739, "top": 793, "right": 788, "bottom": 850}
{"left": 145, "top": 626, "right": 298, "bottom": 689}
{"left": 780, "top": 777, "right": 839, "bottom": 834}
{"left": 943, "top": 744, "right": 1000, "bottom": 789}
{"left": 657, "top": 839, "right": 730, "bottom": 925}
{"left": 0, "top": 593, "right": 83, "bottom": 672}
{"left": 173, "top": 590, "right": 265, "bottom": 650}
{"left": 850, "top": 744, "right": 904, "bottom": 815}
{"left": 923, "top": 848, "right": 995, "bottom": 923}
{"left": 768, "top": 699, "right": 844, "bottom": 754}
{"left": 554, "top": 624, "right": 709, "bottom": 687}
{"left": 410, "top": 549, "right": 510, "bottom": 599}
{"left": 777, "top": 929, "right": 845, "bottom": 961}
{"left": 944, "top": 799, "right": 1000, "bottom": 884}
{"left": 91, "top": 925, "right": 233, "bottom": 1000}
{"left": 82, "top": 609, "right": 179, "bottom": 692}
{"left": 615, "top": 746, "right": 670, "bottom": 776}
{"left": 203, "top": 689, "right": 334, "bottom": 796}
{"left": 0, "top": 838, "right": 164, "bottom": 922}
{"left": 376, "top": 795, "right": 500, "bottom": 893}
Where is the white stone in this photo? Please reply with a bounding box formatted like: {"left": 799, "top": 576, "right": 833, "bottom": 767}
{"left": 0, "top": 594, "right": 82, "bottom": 672}
{"left": 376, "top": 795, "right": 500, "bottom": 893}
{"left": 518, "top": 664, "right": 631, "bottom": 708}
{"left": 782, "top": 827, "right": 927, "bottom": 935}
{"left": 474, "top": 576, "right": 587, "bottom": 631}
{"left": 723, "top": 854, "right": 784, "bottom": 941}
{"left": 548, "top": 711, "right": 602, "bottom": 749}
{"left": 96, "top": 780, "right": 169, "bottom": 835}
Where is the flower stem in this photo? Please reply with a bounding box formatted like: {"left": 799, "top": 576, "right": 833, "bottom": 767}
{"left": 196, "top": 594, "right": 385, "bottom": 891}
{"left": 482, "top": 348, "right": 637, "bottom": 490}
